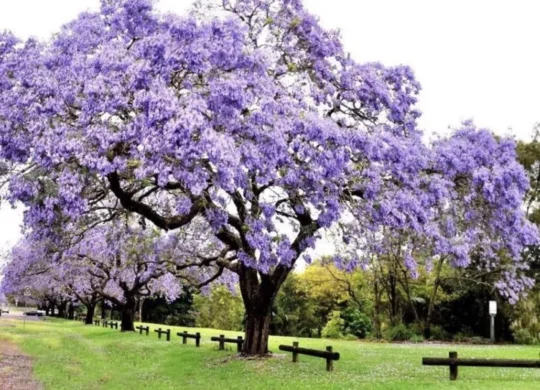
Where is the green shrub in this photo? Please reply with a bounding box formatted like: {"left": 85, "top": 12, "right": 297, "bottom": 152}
{"left": 342, "top": 334, "right": 358, "bottom": 341}
{"left": 409, "top": 334, "right": 424, "bottom": 343}
{"left": 341, "top": 307, "right": 372, "bottom": 339}
{"left": 469, "top": 336, "right": 491, "bottom": 345}
{"left": 513, "top": 329, "right": 536, "bottom": 345}
{"left": 322, "top": 311, "right": 345, "bottom": 339}
{"left": 452, "top": 331, "right": 472, "bottom": 343}
{"left": 429, "top": 325, "right": 449, "bottom": 341}
{"left": 385, "top": 324, "right": 414, "bottom": 342}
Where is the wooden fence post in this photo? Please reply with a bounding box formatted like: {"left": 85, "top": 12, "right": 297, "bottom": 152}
{"left": 219, "top": 335, "right": 225, "bottom": 350}
{"left": 292, "top": 342, "right": 299, "bottom": 363}
{"left": 449, "top": 351, "right": 458, "bottom": 381}
{"left": 182, "top": 331, "right": 187, "bottom": 344}
{"left": 237, "top": 336, "right": 243, "bottom": 353}
{"left": 196, "top": 332, "right": 200, "bottom": 347}
{"left": 166, "top": 329, "right": 170, "bottom": 342}
{"left": 326, "top": 346, "right": 334, "bottom": 371}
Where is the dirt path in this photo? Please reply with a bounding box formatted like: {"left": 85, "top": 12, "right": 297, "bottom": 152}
{"left": 0, "top": 339, "right": 42, "bottom": 390}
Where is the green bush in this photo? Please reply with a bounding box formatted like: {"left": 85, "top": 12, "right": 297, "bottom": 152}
{"left": 322, "top": 311, "right": 345, "bottom": 339}
{"left": 409, "top": 334, "right": 424, "bottom": 343}
{"left": 469, "top": 336, "right": 491, "bottom": 345}
{"left": 452, "top": 331, "right": 472, "bottom": 343}
{"left": 342, "top": 334, "right": 358, "bottom": 341}
{"left": 385, "top": 324, "right": 414, "bottom": 342}
{"left": 429, "top": 325, "right": 449, "bottom": 341}
{"left": 513, "top": 329, "right": 537, "bottom": 345}
{"left": 341, "top": 307, "right": 372, "bottom": 339}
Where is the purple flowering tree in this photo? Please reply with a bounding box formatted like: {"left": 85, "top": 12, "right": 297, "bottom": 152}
{"left": 0, "top": 0, "right": 536, "bottom": 354}
{"left": 62, "top": 219, "right": 229, "bottom": 331}
{"left": 0, "top": 239, "right": 74, "bottom": 316}
{"left": 336, "top": 122, "right": 538, "bottom": 333}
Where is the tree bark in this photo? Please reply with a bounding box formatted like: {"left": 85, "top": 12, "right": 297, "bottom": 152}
{"left": 424, "top": 257, "right": 445, "bottom": 338}
{"left": 239, "top": 266, "right": 287, "bottom": 355}
{"left": 68, "top": 303, "right": 75, "bottom": 320}
{"left": 243, "top": 311, "right": 272, "bottom": 355}
{"left": 120, "top": 297, "right": 136, "bottom": 332}
{"left": 58, "top": 301, "right": 67, "bottom": 318}
{"left": 85, "top": 303, "right": 96, "bottom": 325}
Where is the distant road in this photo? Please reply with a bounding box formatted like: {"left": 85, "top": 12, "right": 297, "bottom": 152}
{"left": 0, "top": 311, "right": 45, "bottom": 322}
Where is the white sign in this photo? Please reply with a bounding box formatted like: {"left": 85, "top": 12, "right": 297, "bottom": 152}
{"left": 489, "top": 301, "right": 497, "bottom": 315}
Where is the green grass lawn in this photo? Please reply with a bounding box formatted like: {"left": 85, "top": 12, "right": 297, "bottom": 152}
{"left": 1, "top": 318, "right": 540, "bottom": 389}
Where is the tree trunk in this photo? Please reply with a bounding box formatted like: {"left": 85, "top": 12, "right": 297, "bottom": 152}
{"left": 68, "top": 303, "right": 75, "bottom": 320}
{"left": 137, "top": 298, "right": 144, "bottom": 322}
{"left": 239, "top": 266, "right": 287, "bottom": 355}
{"left": 85, "top": 303, "right": 96, "bottom": 325}
{"left": 120, "top": 297, "right": 136, "bottom": 332}
{"left": 243, "top": 311, "right": 272, "bottom": 355}
{"left": 373, "top": 279, "right": 383, "bottom": 339}
{"left": 424, "top": 257, "right": 445, "bottom": 338}
{"left": 58, "top": 301, "right": 67, "bottom": 318}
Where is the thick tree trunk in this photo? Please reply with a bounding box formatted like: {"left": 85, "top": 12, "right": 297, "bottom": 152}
{"left": 68, "top": 303, "right": 75, "bottom": 320}
{"left": 239, "top": 266, "right": 288, "bottom": 355}
{"left": 243, "top": 311, "right": 272, "bottom": 355}
{"left": 120, "top": 297, "right": 136, "bottom": 332}
{"left": 85, "top": 303, "right": 96, "bottom": 325}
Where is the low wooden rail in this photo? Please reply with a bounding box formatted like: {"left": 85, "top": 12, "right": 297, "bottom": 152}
{"left": 154, "top": 328, "right": 171, "bottom": 341}
{"left": 177, "top": 331, "right": 201, "bottom": 347}
{"left": 210, "top": 335, "right": 244, "bottom": 352}
{"left": 94, "top": 320, "right": 100, "bottom": 326}
{"left": 102, "top": 320, "right": 109, "bottom": 328}
{"left": 279, "top": 342, "right": 340, "bottom": 372}
{"left": 136, "top": 325, "right": 149, "bottom": 336}
{"left": 423, "top": 351, "right": 540, "bottom": 380}
{"left": 108, "top": 321, "right": 119, "bottom": 330}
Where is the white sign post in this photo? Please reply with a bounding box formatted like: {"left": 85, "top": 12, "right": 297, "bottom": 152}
{"left": 489, "top": 301, "right": 497, "bottom": 342}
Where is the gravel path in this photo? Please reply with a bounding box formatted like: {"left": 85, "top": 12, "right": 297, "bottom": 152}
{"left": 0, "top": 339, "right": 42, "bottom": 390}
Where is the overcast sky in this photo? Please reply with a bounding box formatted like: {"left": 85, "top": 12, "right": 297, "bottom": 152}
{"left": 0, "top": 0, "right": 539, "bottom": 256}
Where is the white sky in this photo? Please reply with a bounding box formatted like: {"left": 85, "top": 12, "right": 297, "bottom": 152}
{"left": 0, "top": 0, "right": 539, "bottom": 257}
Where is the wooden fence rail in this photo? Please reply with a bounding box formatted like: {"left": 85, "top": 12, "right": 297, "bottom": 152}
{"left": 422, "top": 351, "right": 540, "bottom": 380}
{"left": 279, "top": 342, "right": 339, "bottom": 372}
{"left": 102, "top": 320, "right": 109, "bottom": 328}
{"left": 154, "top": 328, "right": 171, "bottom": 341}
{"left": 108, "top": 321, "right": 119, "bottom": 330}
{"left": 177, "top": 331, "right": 201, "bottom": 347}
{"left": 136, "top": 325, "right": 149, "bottom": 336}
{"left": 210, "top": 335, "right": 244, "bottom": 352}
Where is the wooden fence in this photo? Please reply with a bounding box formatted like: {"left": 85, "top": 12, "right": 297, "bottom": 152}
{"left": 210, "top": 335, "right": 244, "bottom": 352}
{"left": 177, "top": 331, "right": 201, "bottom": 347}
{"left": 279, "top": 342, "right": 340, "bottom": 372}
{"left": 154, "top": 328, "right": 171, "bottom": 341}
{"left": 136, "top": 325, "right": 149, "bottom": 336}
{"left": 422, "top": 351, "right": 540, "bottom": 380}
